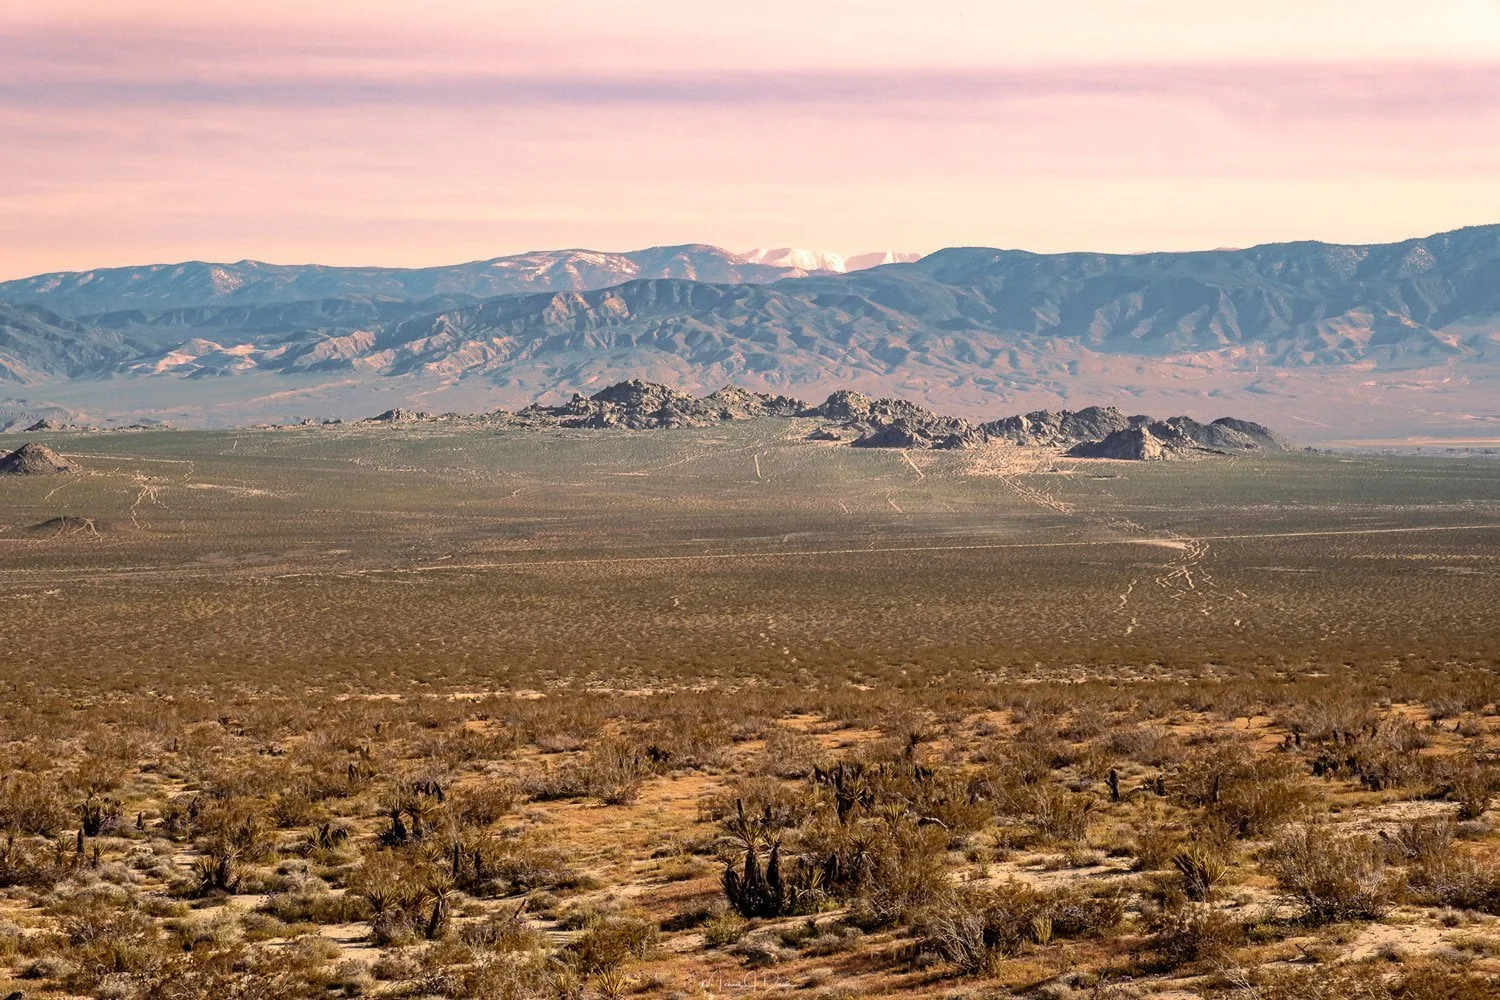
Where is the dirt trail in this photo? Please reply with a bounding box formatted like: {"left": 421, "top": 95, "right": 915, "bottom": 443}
{"left": 899, "top": 450, "right": 926, "bottom": 481}
{"left": 128, "top": 474, "right": 169, "bottom": 529}
{"left": 965, "top": 450, "right": 1234, "bottom": 623}
{"left": 964, "top": 447, "right": 1074, "bottom": 514}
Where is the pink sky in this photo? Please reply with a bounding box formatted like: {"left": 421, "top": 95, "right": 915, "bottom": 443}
{"left": 3, "top": 0, "right": 1500, "bottom": 277}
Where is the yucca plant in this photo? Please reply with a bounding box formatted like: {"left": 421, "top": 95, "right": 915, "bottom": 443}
{"left": 721, "top": 799, "right": 823, "bottom": 918}
{"left": 592, "top": 968, "right": 633, "bottom": 1000}
{"left": 1173, "top": 845, "right": 1230, "bottom": 902}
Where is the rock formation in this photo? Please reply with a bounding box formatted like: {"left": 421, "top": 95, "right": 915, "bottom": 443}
{"left": 0, "top": 442, "right": 78, "bottom": 475}
{"left": 1066, "top": 417, "right": 1288, "bottom": 460}
{"left": 352, "top": 380, "right": 1289, "bottom": 460}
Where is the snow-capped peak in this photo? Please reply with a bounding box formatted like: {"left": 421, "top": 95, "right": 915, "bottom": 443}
{"left": 742, "top": 248, "right": 847, "bottom": 272}
{"left": 741, "top": 248, "right": 920, "bottom": 273}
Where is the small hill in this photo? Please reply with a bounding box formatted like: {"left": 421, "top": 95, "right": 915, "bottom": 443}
{"left": 0, "top": 442, "right": 78, "bottom": 475}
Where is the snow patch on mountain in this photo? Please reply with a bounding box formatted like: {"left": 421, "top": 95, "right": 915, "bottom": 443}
{"left": 742, "top": 248, "right": 920, "bottom": 273}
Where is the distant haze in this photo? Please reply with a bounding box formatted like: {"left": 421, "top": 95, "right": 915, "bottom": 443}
{"left": 3, "top": 2, "right": 1500, "bottom": 277}
{"left": 3, "top": 228, "right": 1499, "bottom": 444}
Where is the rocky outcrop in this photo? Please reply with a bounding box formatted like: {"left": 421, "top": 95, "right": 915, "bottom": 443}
{"left": 0, "top": 442, "right": 77, "bottom": 475}
{"left": 802, "top": 391, "right": 981, "bottom": 450}
{"left": 982, "top": 406, "right": 1143, "bottom": 447}
{"left": 513, "top": 380, "right": 806, "bottom": 430}
{"left": 352, "top": 380, "right": 1287, "bottom": 460}
{"left": 363, "top": 408, "right": 434, "bottom": 423}
{"left": 1066, "top": 426, "right": 1172, "bottom": 461}
{"left": 1066, "top": 416, "right": 1289, "bottom": 460}
{"left": 1197, "top": 417, "right": 1291, "bottom": 452}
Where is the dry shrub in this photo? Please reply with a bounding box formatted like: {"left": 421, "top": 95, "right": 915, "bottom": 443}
{"left": 1240, "top": 963, "right": 1499, "bottom": 1000}
{"left": 45, "top": 886, "right": 172, "bottom": 992}
{"left": 1386, "top": 816, "right": 1456, "bottom": 866}
{"left": 1145, "top": 901, "right": 1243, "bottom": 970}
{"left": 258, "top": 882, "right": 372, "bottom": 925}
{"left": 756, "top": 724, "right": 826, "bottom": 779}
{"left": 0, "top": 773, "right": 71, "bottom": 836}
{"left": 1265, "top": 826, "right": 1401, "bottom": 923}
{"left": 1438, "top": 755, "right": 1495, "bottom": 821}
{"left": 0, "top": 834, "right": 77, "bottom": 889}
{"left": 1098, "top": 724, "right": 1184, "bottom": 768}
{"left": 563, "top": 911, "right": 659, "bottom": 973}
{"left": 915, "top": 881, "right": 1124, "bottom": 973}
{"left": 1408, "top": 847, "right": 1500, "bottom": 914}
{"left": 1174, "top": 742, "right": 1312, "bottom": 837}
{"left": 1277, "top": 695, "right": 1378, "bottom": 742}
{"left": 419, "top": 952, "right": 581, "bottom": 1000}
{"left": 268, "top": 789, "right": 322, "bottom": 829}
{"left": 1058, "top": 706, "right": 1111, "bottom": 742}
{"left": 448, "top": 780, "right": 520, "bottom": 828}
{"left": 826, "top": 816, "right": 951, "bottom": 927}
{"left": 811, "top": 753, "right": 993, "bottom": 837}
{"left": 639, "top": 718, "right": 734, "bottom": 771}
{"left": 457, "top": 904, "right": 544, "bottom": 953}
{"left": 119, "top": 945, "right": 312, "bottom": 1000}
{"left": 481, "top": 834, "right": 588, "bottom": 894}
{"left": 700, "top": 776, "right": 820, "bottom": 830}
{"left": 524, "top": 739, "right": 649, "bottom": 805}
{"left": 1021, "top": 786, "right": 1096, "bottom": 844}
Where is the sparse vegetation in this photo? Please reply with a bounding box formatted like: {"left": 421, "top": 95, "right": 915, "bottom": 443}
{"left": 0, "top": 426, "right": 1497, "bottom": 997}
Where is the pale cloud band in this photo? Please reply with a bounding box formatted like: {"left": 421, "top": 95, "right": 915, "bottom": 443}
{"left": 3, "top": 1, "right": 1499, "bottom": 276}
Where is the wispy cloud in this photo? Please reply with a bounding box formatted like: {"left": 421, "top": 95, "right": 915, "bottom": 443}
{"left": 2, "top": 2, "right": 1499, "bottom": 276}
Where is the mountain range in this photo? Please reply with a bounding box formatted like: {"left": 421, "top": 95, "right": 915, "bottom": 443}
{"left": 2, "top": 228, "right": 1498, "bottom": 441}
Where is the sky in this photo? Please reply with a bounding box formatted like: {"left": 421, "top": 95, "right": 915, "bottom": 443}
{"left": 3, "top": 1, "right": 1500, "bottom": 277}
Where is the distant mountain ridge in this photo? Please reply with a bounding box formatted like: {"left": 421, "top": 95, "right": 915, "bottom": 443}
{"left": 0, "top": 245, "right": 798, "bottom": 316}
{"left": 0, "top": 243, "right": 912, "bottom": 316}
{"left": 1, "top": 226, "right": 1498, "bottom": 437}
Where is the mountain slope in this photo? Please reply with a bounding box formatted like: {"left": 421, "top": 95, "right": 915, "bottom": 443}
{"left": 0, "top": 303, "right": 134, "bottom": 382}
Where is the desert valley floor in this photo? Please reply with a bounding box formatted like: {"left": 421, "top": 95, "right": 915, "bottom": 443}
{"left": 1, "top": 420, "right": 1499, "bottom": 999}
